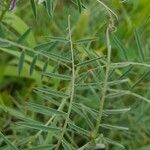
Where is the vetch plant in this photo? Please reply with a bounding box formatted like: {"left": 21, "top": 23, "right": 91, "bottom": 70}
{"left": 0, "top": 0, "right": 150, "bottom": 150}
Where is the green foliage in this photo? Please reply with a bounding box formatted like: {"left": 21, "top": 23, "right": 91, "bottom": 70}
{"left": 0, "top": 132, "right": 19, "bottom": 150}
{"left": 0, "top": 0, "right": 150, "bottom": 150}
{"left": 30, "top": 0, "right": 37, "bottom": 18}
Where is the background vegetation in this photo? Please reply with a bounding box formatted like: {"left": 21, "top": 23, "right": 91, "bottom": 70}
{"left": 0, "top": 0, "right": 150, "bottom": 149}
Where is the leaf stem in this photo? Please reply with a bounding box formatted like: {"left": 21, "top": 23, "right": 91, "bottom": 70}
{"left": 94, "top": 16, "right": 112, "bottom": 136}
{"left": 55, "top": 15, "right": 75, "bottom": 150}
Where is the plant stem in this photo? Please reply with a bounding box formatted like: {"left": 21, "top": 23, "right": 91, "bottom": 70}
{"left": 96, "top": 0, "right": 118, "bottom": 20}
{"left": 94, "top": 18, "right": 112, "bottom": 136}
{"left": 55, "top": 15, "right": 75, "bottom": 150}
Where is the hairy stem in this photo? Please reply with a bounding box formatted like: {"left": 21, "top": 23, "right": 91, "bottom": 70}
{"left": 55, "top": 15, "right": 75, "bottom": 150}
{"left": 94, "top": 19, "right": 112, "bottom": 136}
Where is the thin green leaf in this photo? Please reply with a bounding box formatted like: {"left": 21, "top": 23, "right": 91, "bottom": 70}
{"left": 134, "top": 29, "right": 145, "bottom": 62}
{"left": 104, "top": 108, "right": 131, "bottom": 114}
{"left": 62, "top": 139, "right": 72, "bottom": 150}
{"left": 17, "top": 122, "right": 61, "bottom": 132}
{"left": 76, "top": 57, "right": 103, "bottom": 67}
{"left": 129, "top": 91, "right": 150, "bottom": 103}
{"left": 68, "top": 123, "right": 89, "bottom": 137}
{"left": 112, "top": 35, "right": 128, "bottom": 60}
{"left": 30, "top": 0, "right": 37, "bottom": 18}
{"left": 111, "top": 62, "right": 150, "bottom": 68}
{"left": 43, "top": 52, "right": 71, "bottom": 63}
{"left": 43, "top": 60, "right": 49, "bottom": 73}
{"left": 72, "top": 104, "right": 95, "bottom": 129}
{"left": 106, "top": 90, "right": 129, "bottom": 99}
{"left": 81, "top": 107, "right": 95, "bottom": 129}
{"left": 131, "top": 70, "right": 150, "bottom": 89}
{"left": 100, "top": 124, "right": 129, "bottom": 131}
{"left": 73, "top": 102, "right": 98, "bottom": 119}
{"left": 74, "top": 37, "right": 98, "bottom": 44}
{"left": 42, "top": 72, "right": 71, "bottom": 80}
{"left": 41, "top": 59, "right": 49, "bottom": 79}
{"left": 0, "top": 38, "right": 70, "bottom": 63}
{"left": 108, "top": 79, "right": 129, "bottom": 86}
{"left": 34, "top": 42, "right": 53, "bottom": 51}
{"left": 0, "top": 132, "right": 19, "bottom": 150}
{"left": 45, "top": 0, "right": 53, "bottom": 17}
{"left": 27, "top": 145, "right": 55, "bottom": 150}
{"left": 30, "top": 54, "right": 38, "bottom": 76}
{"left": 0, "top": 47, "right": 52, "bottom": 73}
{"left": 17, "top": 28, "right": 31, "bottom": 43}
{"left": 104, "top": 137, "right": 125, "bottom": 149}
{"left": 78, "top": 142, "right": 91, "bottom": 150}
{"left": 0, "top": 40, "right": 11, "bottom": 47}
{"left": 46, "top": 36, "right": 69, "bottom": 43}
{"left": 34, "top": 92, "right": 60, "bottom": 106}
{"left": 18, "top": 50, "right": 25, "bottom": 75}
{"left": 34, "top": 87, "right": 69, "bottom": 98}
{"left": 71, "top": 0, "right": 86, "bottom": 9}
{"left": 76, "top": 79, "right": 128, "bottom": 87}
{"left": 26, "top": 102, "right": 66, "bottom": 116}
{"left": 119, "top": 65, "right": 133, "bottom": 79}
{"left": 76, "top": 0, "right": 82, "bottom": 13}
{"left": 108, "top": 89, "right": 150, "bottom": 103}
{"left": 0, "top": 105, "right": 35, "bottom": 123}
